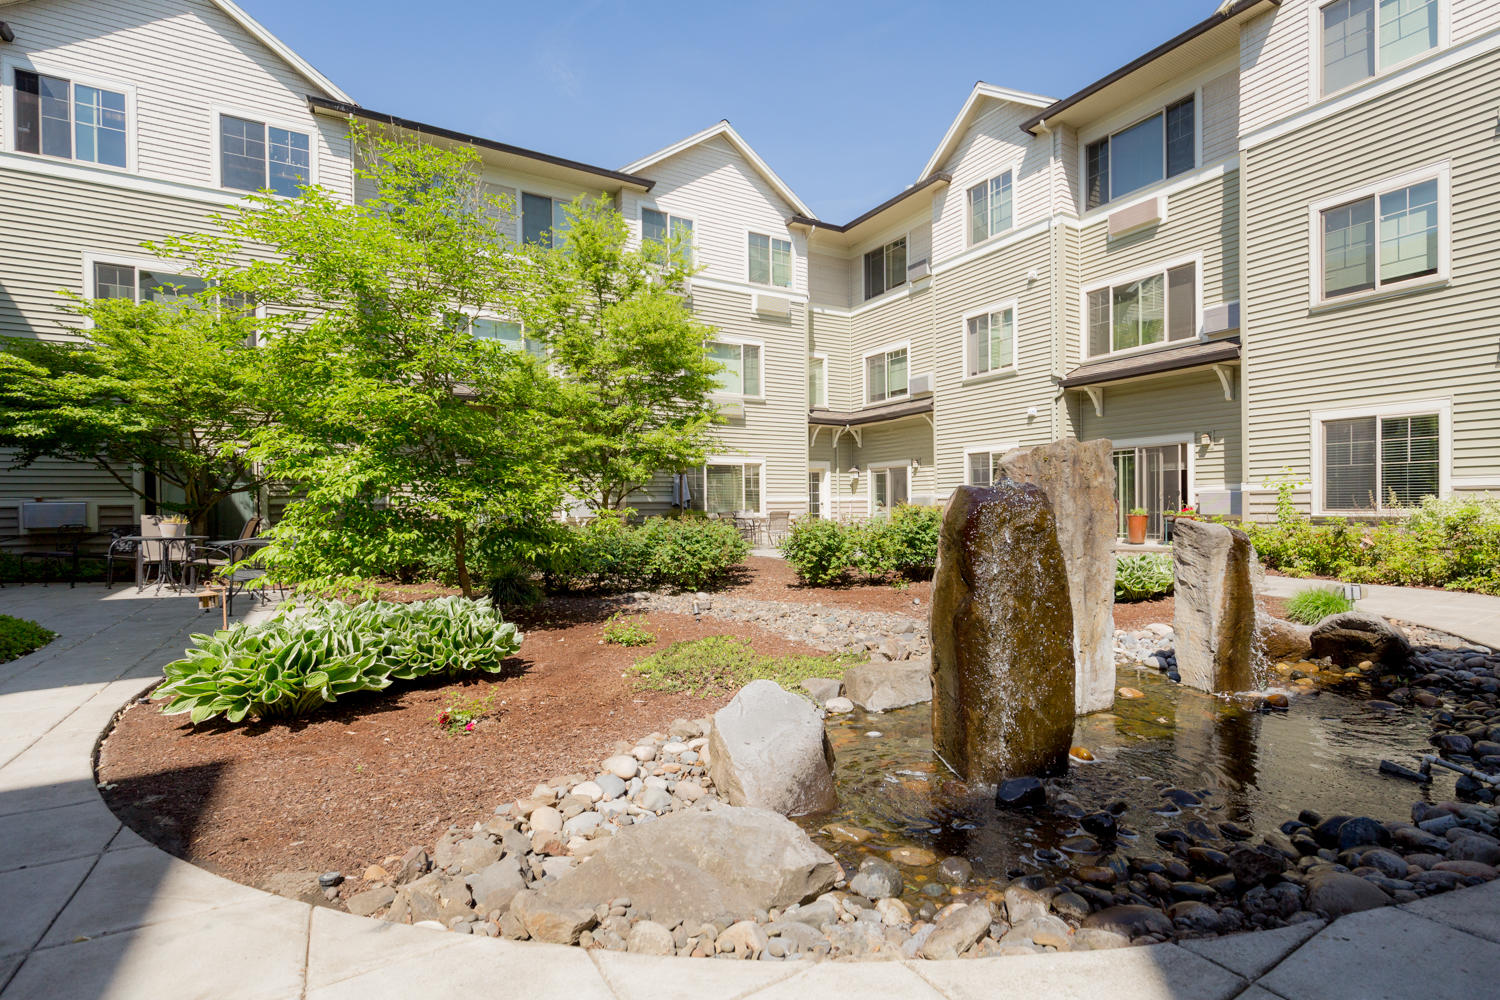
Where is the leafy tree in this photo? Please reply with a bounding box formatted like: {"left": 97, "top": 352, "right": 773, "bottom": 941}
{"left": 521, "top": 197, "right": 723, "bottom": 511}
{"left": 0, "top": 294, "right": 271, "bottom": 533}
{"left": 157, "top": 125, "right": 566, "bottom": 596}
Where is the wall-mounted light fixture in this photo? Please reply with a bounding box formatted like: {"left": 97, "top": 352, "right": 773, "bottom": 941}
{"left": 909, "top": 457, "right": 920, "bottom": 471}
{"left": 847, "top": 465, "right": 859, "bottom": 486}
{"left": 0, "top": 22, "right": 15, "bottom": 44}
{"left": 1026, "top": 406, "right": 1039, "bottom": 419}
{"left": 1199, "top": 431, "right": 1213, "bottom": 447}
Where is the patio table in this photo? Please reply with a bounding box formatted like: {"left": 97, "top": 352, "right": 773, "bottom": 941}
{"left": 113, "top": 534, "right": 207, "bottom": 593}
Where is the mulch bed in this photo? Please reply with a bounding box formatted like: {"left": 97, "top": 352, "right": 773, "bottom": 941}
{"left": 96, "top": 596, "right": 827, "bottom": 889}
{"left": 718, "top": 556, "right": 932, "bottom": 614}
{"left": 1113, "top": 594, "right": 1290, "bottom": 633}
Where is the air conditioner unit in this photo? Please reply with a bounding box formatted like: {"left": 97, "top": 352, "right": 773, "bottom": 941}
{"left": 908, "top": 373, "right": 934, "bottom": 396}
{"left": 906, "top": 258, "right": 931, "bottom": 281}
{"left": 751, "top": 292, "right": 792, "bottom": 318}
{"left": 717, "top": 399, "right": 745, "bottom": 418}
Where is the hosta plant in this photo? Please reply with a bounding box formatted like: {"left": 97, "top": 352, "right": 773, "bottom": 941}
{"left": 1115, "top": 552, "right": 1175, "bottom": 601}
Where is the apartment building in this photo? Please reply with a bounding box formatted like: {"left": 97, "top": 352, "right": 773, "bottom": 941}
{"left": 1, "top": 0, "right": 1496, "bottom": 541}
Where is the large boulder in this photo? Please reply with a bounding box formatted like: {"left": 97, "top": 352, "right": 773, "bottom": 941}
{"left": 998, "top": 439, "right": 1117, "bottom": 714}
{"left": 930, "top": 483, "right": 1076, "bottom": 782}
{"left": 1309, "top": 612, "right": 1412, "bottom": 669}
{"left": 708, "top": 680, "right": 837, "bottom": 816}
{"left": 1306, "top": 870, "right": 1390, "bottom": 917}
{"left": 1259, "top": 616, "right": 1314, "bottom": 662}
{"left": 1173, "top": 519, "right": 1258, "bottom": 693}
{"left": 520, "top": 805, "right": 840, "bottom": 928}
{"left": 843, "top": 658, "right": 932, "bottom": 712}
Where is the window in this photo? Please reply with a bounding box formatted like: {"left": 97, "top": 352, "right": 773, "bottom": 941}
{"left": 966, "top": 306, "right": 1015, "bottom": 377}
{"left": 1322, "top": 412, "right": 1439, "bottom": 511}
{"left": 808, "top": 355, "right": 826, "bottom": 408}
{"left": 967, "top": 452, "right": 1002, "bottom": 487}
{"left": 748, "top": 232, "right": 793, "bottom": 288}
{"left": 708, "top": 340, "right": 761, "bottom": 397}
{"left": 808, "top": 470, "right": 823, "bottom": 518}
{"left": 14, "top": 70, "right": 127, "bottom": 167}
{"left": 1322, "top": 0, "right": 1438, "bottom": 96}
{"left": 1086, "top": 263, "right": 1196, "bottom": 356}
{"left": 92, "top": 262, "right": 207, "bottom": 305}
{"left": 968, "top": 172, "right": 1014, "bottom": 245}
{"left": 1319, "top": 176, "right": 1440, "bottom": 300}
{"left": 862, "top": 236, "right": 907, "bottom": 300}
{"left": 865, "top": 346, "right": 908, "bottom": 404}
{"left": 219, "top": 115, "right": 309, "bottom": 196}
{"left": 1085, "top": 97, "right": 1194, "bottom": 208}
{"left": 871, "top": 465, "right": 909, "bottom": 512}
{"left": 522, "top": 193, "right": 571, "bottom": 247}
{"left": 1112, "top": 444, "right": 1187, "bottom": 540}
{"left": 641, "top": 208, "right": 694, "bottom": 262}
{"left": 471, "top": 317, "right": 545, "bottom": 358}
{"left": 705, "top": 463, "right": 761, "bottom": 514}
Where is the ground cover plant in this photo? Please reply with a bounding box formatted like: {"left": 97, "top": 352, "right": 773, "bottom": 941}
{"left": 630, "top": 635, "right": 856, "bottom": 697}
{"left": 0, "top": 614, "right": 56, "bottom": 663}
{"left": 158, "top": 597, "right": 521, "bottom": 724}
{"left": 781, "top": 505, "right": 941, "bottom": 586}
{"left": 602, "top": 613, "right": 656, "bottom": 647}
{"left": 1284, "top": 586, "right": 1354, "bottom": 625}
{"left": 1115, "top": 552, "right": 1174, "bottom": 601}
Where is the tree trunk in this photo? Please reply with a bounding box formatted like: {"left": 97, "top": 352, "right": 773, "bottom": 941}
{"left": 453, "top": 519, "right": 473, "bottom": 598}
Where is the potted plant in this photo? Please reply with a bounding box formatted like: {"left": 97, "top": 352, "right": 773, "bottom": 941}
{"left": 158, "top": 514, "right": 189, "bottom": 538}
{"left": 1126, "top": 507, "right": 1149, "bottom": 545}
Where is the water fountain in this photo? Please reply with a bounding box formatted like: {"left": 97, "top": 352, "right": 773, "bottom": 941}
{"left": 1171, "top": 518, "right": 1258, "bottom": 693}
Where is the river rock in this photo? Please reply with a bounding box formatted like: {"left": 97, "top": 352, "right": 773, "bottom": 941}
{"left": 930, "top": 483, "right": 1076, "bottom": 782}
{"left": 1259, "top": 617, "right": 1314, "bottom": 662}
{"left": 708, "top": 679, "right": 837, "bottom": 816}
{"left": 801, "top": 678, "right": 843, "bottom": 704}
{"left": 1309, "top": 613, "right": 1413, "bottom": 669}
{"left": 519, "top": 805, "right": 839, "bottom": 928}
{"left": 849, "top": 856, "right": 903, "bottom": 899}
{"left": 1173, "top": 519, "right": 1257, "bottom": 693}
{"left": 843, "top": 659, "right": 932, "bottom": 712}
{"left": 998, "top": 439, "right": 1117, "bottom": 714}
{"left": 465, "top": 857, "right": 525, "bottom": 913}
{"left": 510, "top": 889, "right": 598, "bottom": 944}
{"left": 1306, "top": 870, "right": 1390, "bottom": 917}
{"left": 1083, "top": 904, "right": 1173, "bottom": 939}
{"left": 919, "top": 902, "right": 993, "bottom": 960}
{"left": 626, "top": 919, "right": 675, "bottom": 955}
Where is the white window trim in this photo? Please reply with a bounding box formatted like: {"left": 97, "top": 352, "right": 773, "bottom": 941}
{"left": 962, "top": 442, "right": 1020, "bottom": 486}
{"left": 1308, "top": 397, "right": 1451, "bottom": 516}
{"left": 210, "top": 104, "right": 319, "bottom": 195}
{"left": 808, "top": 352, "right": 828, "bottom": 409}
{"left": 707, "top": 335, "right": 766, "bottom": 402}
{"left": 1079, "top": 92, "right": 1197, "bottom": 210}
{"left": 1306, "top": 161, "right": 1451, "bottom": 310}
{"left": 639, "top": 204, "right": 696, "bottom": 264}
{"left": 703, "top": 456, "right": 766, "bottom": 517}
{"left": 860, "top": 340, "right": 912, "bottom": 408}
{"left": 744, "top": 227, "right": 796, "bottom": 290}
{"left": 80, "top": 250, "right": 265, "bottom": 331}
{"left": 965, "top": 167, "right": 1020, "bottom": 247}
{"left": 1080, "top": 252, "right": 1204, "bottom": 360}
{"left": 861, "top": 231, "right": 911, "bottom": 302}
{"left": 1, "top": 57, "right": 138, "bottom": 173}
{"left": 962, "top": 298, "right": 1022, "bottom": 383}
{"left": 1310, "top": 0, "right": 1450, "bottom": 102}
{"left": 808, "top": 461, "right": 831, "bottom": 519}
{"left": 866, "top": 462, "right": 912, "bottom": 517}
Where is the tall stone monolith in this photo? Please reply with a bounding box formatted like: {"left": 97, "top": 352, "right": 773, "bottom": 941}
{"left": 929, "top": 482, "right": 1076, "bottom": 783}
{"left": 998, "top": 439, "right": 1117, "bottom": 714}
{"left": 1172, "top": 518, "right": 1257, "bottom": 693}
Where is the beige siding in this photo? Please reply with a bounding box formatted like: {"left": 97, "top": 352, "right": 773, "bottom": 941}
{"left": 1240, "top": 2, "right": 1313, "bottom": 136}
{"left": 1453, "top": 0, "right": 1500, "bottom": 42}
{"left": 848, "top": 286, "right": 935, "bottom": 409}
{"left": 1241, "top": 48, "right": 1500, "bottom": 507}
{"left": 1202, "top": 68, "right": 1241, "bottom": 163}
{"left": 930, "top": 99, "right": 1051, "bottom": 263}
{"left": 809, "top": 250, "right": 851, "bottom": 309}
{"left": 1, "top": 0, "right": 352, "bottom": 199}
{"left": 809, "top": 309, "right": 854, "bottom": 413}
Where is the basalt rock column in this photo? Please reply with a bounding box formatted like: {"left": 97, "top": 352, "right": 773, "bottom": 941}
{"left": 998, "top": 439, "right": 1117, "bottom": 714}
{"left": 930, "top": 482, "right": 1076, "bottom": 783}
{"left": 1172, "top": 518, "right": 1257, "bottom": 693}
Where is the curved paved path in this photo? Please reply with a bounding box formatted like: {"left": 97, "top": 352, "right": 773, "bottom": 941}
{"left": 2, "top": 584, "right": 1498, "bottom": 1000}
{"left": 1257, "top": 575, "right": 1500, "bottom": 650}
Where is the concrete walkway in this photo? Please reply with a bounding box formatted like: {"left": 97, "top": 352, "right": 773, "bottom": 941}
{"left": 1258, "top": 575, "right": 1500, "bottom": 649}
{"left": 2, "top": 585, "right": 1499, "bottom": 1000}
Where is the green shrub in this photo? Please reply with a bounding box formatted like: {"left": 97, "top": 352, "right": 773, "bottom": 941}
{"left": 158, "top": 597, "right": 522, "bottom": 724}
{"left": 1115, "top": 553, "right": 1174, "bottom": 601}
{"left": 0, "top": 614, "right": 56, "bottom": 663}
{"left": 602, "top": 612, "right": 656, "bottom": 647}
{"left": 537, "top": 513, "right": 748, "bottom": 593}
{"left": 781, "top": 516, "right": 856, "bottom": 585}
{"left": 641, "top": 516, "right": 749, "bottom": 591}
{"left": 487, "top": 563, "right": 542, "bottom": 607}
{"left": 630, "top": 635, "right": 856, "bottom": 697}
{"left": 1284, "top": 586, "right": 1354, "bottom": 625}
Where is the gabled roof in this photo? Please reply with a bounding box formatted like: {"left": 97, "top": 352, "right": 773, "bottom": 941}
{"left": 623, "top": 120, "right": 815, "bottom": 219}
{"left": 0, "top": 0, "right": 353, "bottom": 103}
{"left": 788, "top": 172, "right": 950, "bottom": 242}
{"left": 918, "top": 82, "right": 1055, "bottom": 181}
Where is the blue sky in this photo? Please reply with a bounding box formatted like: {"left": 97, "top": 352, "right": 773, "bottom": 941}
{"left": 251, "top": 0, "right": 1221, "bottom": 220}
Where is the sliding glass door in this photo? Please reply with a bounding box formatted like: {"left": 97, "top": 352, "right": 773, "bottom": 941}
{"left": 1112, "top": 443, "right": 1188, "bottom": 541}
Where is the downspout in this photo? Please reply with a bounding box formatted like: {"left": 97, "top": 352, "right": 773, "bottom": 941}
{"left": 1036, "top": 117, "right": 1064, "bottom": 442}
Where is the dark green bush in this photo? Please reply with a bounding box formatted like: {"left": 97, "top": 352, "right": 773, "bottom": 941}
{"left": 158, "top": 597, "right": 522, "bottom": 724}
{"left": 538, "top": 512, "right": 748, "bottom": 593}
{"left": 641, "top": 516, "right": 749, "bottom": 591}
{"left": 0, "top": 614, "right": 56, "bottom": 663}
{"left": 780, "top": 516, "right": 857, "bottom": 585}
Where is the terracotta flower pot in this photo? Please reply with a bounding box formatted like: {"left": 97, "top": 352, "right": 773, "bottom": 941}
{"left": 1126, "top": 514, "right": 1148, "bottom": 545}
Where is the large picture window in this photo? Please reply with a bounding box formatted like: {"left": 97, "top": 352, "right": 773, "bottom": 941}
{"left": 1322, "top": 412, "right": 1440, "bottom": 511}
{"left": 1085, "top": 97, "right": 1194, "bottom": 208}
{"left": 14, "top": 70, "right": 127, "bottom": 167}
{"left": 220, "top": 114, "right": 310, "bottom": 196}
{"left": 968, "top": 172, "right": 1013, "bottom": 245}
{"left": 1319, "top": 175, "right": 1440, "bottom": 300}
{"left": 864, "top": 346, "right": 908, "bottom": 405}
{"left": 1322, "top": 0, "right": 1439, "bottom": 96}
{"left": 1086, "top": 263, "right": 1196, "bottom": 356}
{"left": 708, "top": 340, "right": 761, "bottom": 397}
{"left": 863, "top": 236, "right": 907, "bottom": 300}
